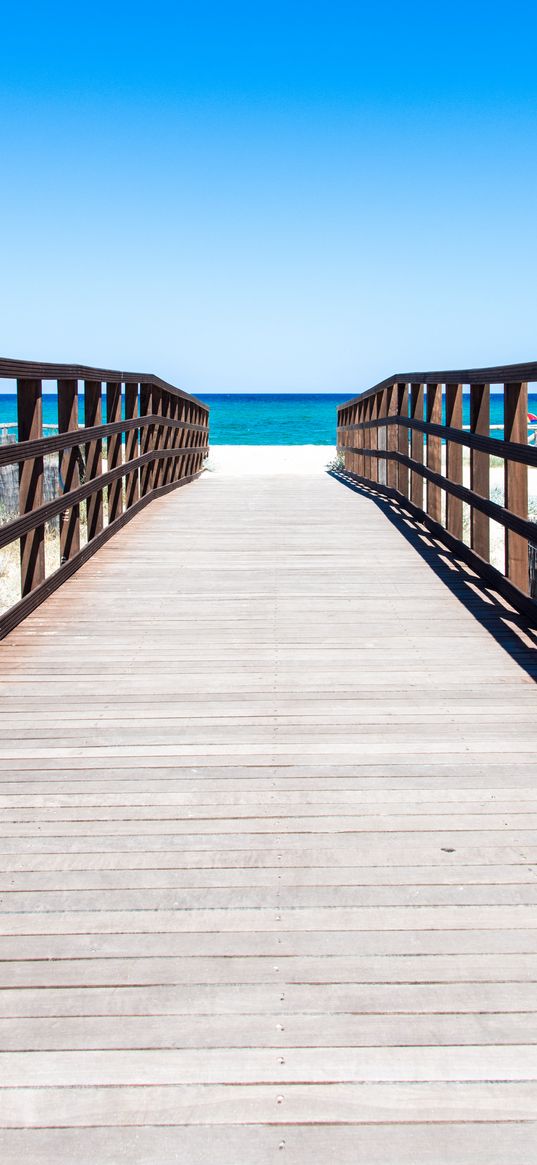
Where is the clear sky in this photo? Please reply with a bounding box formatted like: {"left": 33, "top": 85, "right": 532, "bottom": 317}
{"left": 1, "top": 1, "right": 536, "bottom": 393}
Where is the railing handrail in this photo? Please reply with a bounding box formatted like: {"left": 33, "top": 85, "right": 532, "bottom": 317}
{"left": 0, "top": 415, "right": 207, "bottom": 468}
{"left": 338, "top": 360, "right": 537, "bottom": 410}
{"left": 0, "top": 356, "right": 207, "bottom": 410}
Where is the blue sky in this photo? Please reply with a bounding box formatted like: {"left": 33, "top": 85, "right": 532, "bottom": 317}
{"left": 1, "top": 1, "right": 536, "bottom": 392}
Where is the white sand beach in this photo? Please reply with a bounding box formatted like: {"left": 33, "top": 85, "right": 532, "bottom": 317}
{"left": 205, "top": 444, "right": 338, "bottom": 475}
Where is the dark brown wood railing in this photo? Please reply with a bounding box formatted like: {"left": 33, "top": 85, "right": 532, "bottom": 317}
{"left": 337, "top": 361, "right": 537, "bottom": 619}
{"left": 0, "top": 358, "right": 209, "bottom": 637}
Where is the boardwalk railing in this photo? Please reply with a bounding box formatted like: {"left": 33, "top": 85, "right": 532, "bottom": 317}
{"left": 0, "top": 358, "right": 209, "bottom": 637}
{"left": 337, "top": 361, "right": 537, "bottom": 618}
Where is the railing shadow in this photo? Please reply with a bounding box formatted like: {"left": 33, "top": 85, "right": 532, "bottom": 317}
{"left": 329, "top": 469, "right": 537, "bottom": 683}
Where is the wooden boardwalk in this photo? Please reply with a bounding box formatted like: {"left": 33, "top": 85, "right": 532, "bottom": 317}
{"left": 1, "top": 466, "right": 537, "bottom": 1163}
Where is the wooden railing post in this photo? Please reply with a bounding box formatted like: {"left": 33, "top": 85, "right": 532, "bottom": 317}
{"left": 369, "top": 395, "right": 379, "bottom": 483}
{"left": 17, "top": 378, "right": 45, "bottom": 596}
{"left": 184, "top": 404, "right": 195, "bottom": 479}
{"left": 57, "top": 378, "right": 80, "bottom": 562}
{"left": 356, "top": 403, "right": 364, "bottom": 477}
{"left": 106, "top": 381, "right": 123, "bottom": 523}
{"left": 195, "top": 405, "right": 206, "bottom": 468}
{"left": 344, "top": 407, "right": 351, "bottom": 472}
{"left": 445, "top": 383, "right": 463, "bottom": 540}
{"left": 168, "top": 396, "right": 180, "bottom": 482}
{"left": 426, "top": 383, "right": 442, "bottom": 523}
{"left": 192, "top": 405, "right": 201, "bottom": 477}
{"left": 396, "top": 383, "right": 409, "bottom": 499}
{"left": 363, "top": 400, "right": 372, "bottom": 481}
{"left": 377, "top": 389, "right": 388, "bottom": 486}
{"left": 185, "top": 403, "right": 195, "bottom": 475}
{"left": 162, "top": 392, "right": 175, "bottom": 486}
{"left": 84, "top": 381, "right": 103, "bottom": 541}
{"left": 140, "top": 382, "right": 155, "bottom": 496}
{"left": 151, "top": 386, "right": 163, "bottom": 490}
{"left": 341, "top": 407, "right": 348, "bottom": 470}
{"left": 410, "top": 383, "right": 424, "bottom": 509}
{"left": 152, "top": 387, "right": 167, "bottom": 490}
{"left": 385, "top": 384, "right": 397, "bottom": 491}
{"left": 505, "top": 381, "right": 529, "bottom": 591}
{"left": 470, "top": 383, "right": 490, "bottom": 560}
{"left": 350, "top": 404, "right": 357, "bottom": 476}
{"left": 175, "top": 399, "right": 188, "bottom": 481}
{"left": 124, "top": 383, "right": 140, "bottom": 508}
{"left": 193, "top": 407, "right": 203, "bottom": 475}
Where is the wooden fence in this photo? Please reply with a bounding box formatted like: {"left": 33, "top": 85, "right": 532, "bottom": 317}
{"left": 0, "top": 358, "right": 209, "bottom": 637}
{"left": 337, "top": 361, "right": 537, "bottom": 618}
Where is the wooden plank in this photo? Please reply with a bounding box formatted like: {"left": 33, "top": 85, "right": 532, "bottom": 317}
{"left": 3, "top": 1045, "right": 537, "bottom": 1084}
{"left": 3, "top": 923, "right": 537, "bottom": 955}
{"left": 0, "top": 1125, "right": 534, "bottom": 1165}
{"left": 3, "top": 981, "right": 537, "bottom": 1019}
{"left": 1, "top": 1011, "right": 536, "bottom": 1051}
{"left": 1, "top": 904, "right": 537, "bottom": 933}
{"left": 1, "top": 1080, "right": 537, "bottom": 1125}
{"left": 2, "top": 951, "right": 537, "bottom": 987}
{"left": 57, "top": 378, "right": 80, "bottom": 562}
{"left": 16, "top": 378, "right": 45, "bottom": 595}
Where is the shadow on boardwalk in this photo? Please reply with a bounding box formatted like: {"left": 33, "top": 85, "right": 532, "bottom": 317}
{"left": 330, "top": 469, "right": 537, "bottom": 683}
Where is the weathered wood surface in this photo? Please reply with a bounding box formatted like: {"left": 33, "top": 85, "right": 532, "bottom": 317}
{"left": 1, "top": 467, "right": 537, "bottom": 1163}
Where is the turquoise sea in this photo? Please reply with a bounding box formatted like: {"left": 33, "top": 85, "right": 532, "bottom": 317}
{"left": 1, "top": 391, "right": 536, "bottom": 445}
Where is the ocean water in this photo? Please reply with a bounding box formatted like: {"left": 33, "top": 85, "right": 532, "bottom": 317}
{"left": 0, "top": 391, "right": 536, "bottom": 445}
{"left": 200, "top": 394, "right": 346, "bottom": 443}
